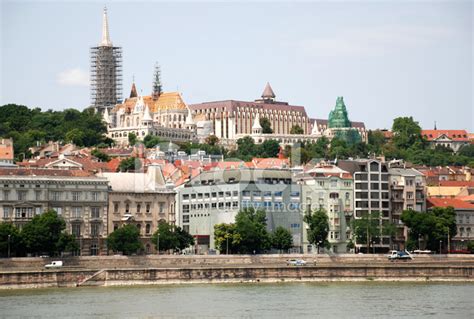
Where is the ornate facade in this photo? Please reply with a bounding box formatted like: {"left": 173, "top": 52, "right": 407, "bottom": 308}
{"left": 106, "top": 83, "right": 196, "bottom": 146}
{"left": 189, "top": 83, "right": 310, "bottom": 142}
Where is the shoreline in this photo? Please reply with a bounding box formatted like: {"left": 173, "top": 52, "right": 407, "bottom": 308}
{"left": 1, "top": 262, "right": 474, "bottom": 289}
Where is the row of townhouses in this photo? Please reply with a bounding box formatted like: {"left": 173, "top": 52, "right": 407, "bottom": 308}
{"left": 3, "top": 157, "right": 472, "bottom": 256}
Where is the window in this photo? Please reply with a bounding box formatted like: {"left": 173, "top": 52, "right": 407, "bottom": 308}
{"left": 90, "top": 244, "right": 99, "bottom": 256}
{"left": 146, "top": 223, "right": 151, "bottom": 234}
{"left": 233, "top": 191, "right": 238, "bottom": 196}
{"left": 183, "top": 194, "right": 189, "bottom": 200}
{"left": 136, "top": 224, "right": 141, "bottom": 234}
{"left": 318, "top": 181, "right": 325, "bottom": 187}
{"left": 35, "top": 207, "right": 41, "bottom": 215}
{"left": 274, "top": 191, "right": 283, "bottom": 197}
{"left": 35, "top": 191, "right": 42, "bottom": 201}
{"left": 3, "top": 190, "right": 9, "bottom": 200}
{"left": 183, "top": 215, "right": 190, "bottom": 223}
{"left": 242, "top": 191, "right": 250, "bottom": 197}
{"left": 331, "top": 180, "right": 337, "bottom": 188}
{"left": 263, "top": 191, "right": 272, "bottom": 198}
{"left": 91, "top": 223, "right": 100, "bottom": 237}
{"left": 253, "top": 191, "right": 261, "bottom": 197}
{"left": 114, "top": 202, "right": 119, "bottom": 213}
{"left": 3, "top": 206, "right": 11, "bottom": 218}
{"left": 72, "top": 224, "right": 81, "bottom": 237}
{"left": 232, "top": 202, "right": 238, "bottom": 209}
{"left": 211, "top": 192, "right": 217, "bottom": 198}
{"left": 91, "top": 207, "right": 100, "bottom": 219}
{"left": 72, "top": 191, "right": 81, "bottom": 201}
{"left": 52, "top": 207, "right": 63, "bottom": 215}
{"left": 136, "top": 203, "right": 141, "bottom": 213}
{"left": 345, "top": 192, "right": 350, "bottom": 200}
{"left": 225, "top": 191, "right": 231, "bottom": 197}
{"left": 17, "top": 191, "right": 27, "bottom": 201}
{"left": 183, "top": 205, "right": 190, "bottom": 213}
{"left": 146, "top": 203, "right": 151, "bottom": 213}
{"left": 159, "top": 202, "right": 165, "bottom": 213}
{"left": 125, "top": 203, "right": 130, "bottom": 213}
{"left": 91, "top": 192, "right": 99, "bottom": 201}
{"left": 71, "top": 207, "right": 82, "bottom": 218}
{"left": 407, "top": 192, "right": 414, "bottom": 200}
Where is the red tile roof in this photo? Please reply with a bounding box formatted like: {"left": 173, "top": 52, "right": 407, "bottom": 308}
{"left": 0, "top": 139, "right": 14, "bottom": 160}
{"left": 0, "top": 168, "right": 93, "bottom": 177}
{"left": 422, "top": 130, "right": 469, "bottom": 142}
{"left": 427, "top": 197, "right": 474, "bottom": 210}
{"left": 437, "top": 181, "right": 474, "bottom": 187}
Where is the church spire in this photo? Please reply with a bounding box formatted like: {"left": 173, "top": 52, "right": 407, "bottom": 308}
{"left": 152, "top": 62, "right": 163, "bottom": 99}
{"left": 100, "top": 7, "right": 112, "bottom": 47}
{"left": 261, "top": 82, "right": 276, "bottom": 101}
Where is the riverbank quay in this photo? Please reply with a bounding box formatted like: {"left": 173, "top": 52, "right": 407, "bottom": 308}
{"left": 1, "top": 254, "right": 474, "bottom": 289}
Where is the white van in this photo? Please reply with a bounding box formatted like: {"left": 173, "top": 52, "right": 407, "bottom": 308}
{"left": 45, "top": 261, "right": 63, "bottom": 268}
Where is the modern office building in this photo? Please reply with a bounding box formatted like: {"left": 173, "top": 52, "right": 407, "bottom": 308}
{"left": 177, "top": 168, "right": 303, "bottom": 253}
{"left": 338, "top": 159, "right": 391, "bottom": 253}
{"left": 0, "top": 169, "right": 109, "bottom": 255}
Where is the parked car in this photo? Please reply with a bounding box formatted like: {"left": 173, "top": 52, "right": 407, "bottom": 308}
{"left": 387, "top": 251, "right": 412, "bottom": 261}
{"left": 287, "top": 259, "right": 307, "bottom": 266}
{"left": 44, "top": 261, "right": 63, "bottom": 268}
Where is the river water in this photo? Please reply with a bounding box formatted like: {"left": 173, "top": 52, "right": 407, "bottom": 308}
{"left": 0, "top": 282, "right": 473, "bottom": 318}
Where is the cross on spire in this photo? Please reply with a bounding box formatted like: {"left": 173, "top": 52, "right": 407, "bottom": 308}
{"left": 100, "top": 6, "right": 112, "bottom": 46}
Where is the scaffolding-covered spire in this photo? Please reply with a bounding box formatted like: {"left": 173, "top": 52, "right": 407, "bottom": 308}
{"left": 100, "top": 6, "right": 112, "bottom": 47}
{"left": 152, "top": 62, "right": 163, "bottom": 99}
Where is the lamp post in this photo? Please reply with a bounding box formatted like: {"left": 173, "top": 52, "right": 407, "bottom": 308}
{"left": 226, "top": 234, "right": 229, "bottom": 255}
{"left": 7, "top": 234, "right": 11, "bottom": 258}
{"left": 418, "top": 234, "right": 422, "bottom": 250}
{"left": 157, "top": 233, "right": 160, "bottom": 255}
{"left": 372, "top": 241, "right": 376, "bottom": 254}
{"left": 439, "top": 240, "right": 442, "bottom": 254}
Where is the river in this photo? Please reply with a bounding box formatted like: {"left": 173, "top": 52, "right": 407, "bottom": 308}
{"left": 0, "top": 282, "right": 473, "bottom": 318}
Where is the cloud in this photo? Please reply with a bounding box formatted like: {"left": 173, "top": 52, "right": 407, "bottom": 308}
{"left": 295, "top": 25, "right": 454, "bottom": 58}
{"left": 57, "top": 68, "right": 89, "bottom": 87}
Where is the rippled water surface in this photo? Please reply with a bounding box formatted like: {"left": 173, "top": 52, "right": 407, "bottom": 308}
{"left": 1, "top": 282, "right": 473, "bottom": 318}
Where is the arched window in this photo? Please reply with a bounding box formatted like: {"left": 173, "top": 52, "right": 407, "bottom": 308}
{"left": 146, "top": 223, "right": 151, "bottom": 234}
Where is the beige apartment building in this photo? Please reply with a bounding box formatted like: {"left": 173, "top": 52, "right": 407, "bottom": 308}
{"left": 100, "top": 165, "right": 176, "bottom": 254}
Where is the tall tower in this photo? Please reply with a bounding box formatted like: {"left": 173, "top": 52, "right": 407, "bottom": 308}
{"left": 152, "top": 62, "right": 162, "bottom": 100}
{"left": 90, "top": 7, "right": 123, "bottom": 114}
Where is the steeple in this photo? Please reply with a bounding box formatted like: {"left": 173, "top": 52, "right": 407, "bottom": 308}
{"left": 434, "top": 121, "right": 437, "bottom": 130}
{"left": 129, "top": 80, "right": 138, "bottom": 98}
{"left": 261, "top": 82, "right": 276, "bottom": 101}
{"left": 100, "top": 7, "right": 112, "bottom": 47}
{"left": 152, "top": 63, "right": 163, "bottom": 99}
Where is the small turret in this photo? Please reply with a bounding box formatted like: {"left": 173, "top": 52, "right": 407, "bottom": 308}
{"left": 252, "top": 113, "right": 262, "bottom": 135}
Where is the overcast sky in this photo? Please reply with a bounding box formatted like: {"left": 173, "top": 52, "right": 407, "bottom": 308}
{"left": 1, "top": 0, "right": 472, "bottom": 131}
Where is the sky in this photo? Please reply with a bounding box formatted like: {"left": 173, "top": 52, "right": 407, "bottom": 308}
{"left": 1, "top": 0, "right": 473, "bottom": 131}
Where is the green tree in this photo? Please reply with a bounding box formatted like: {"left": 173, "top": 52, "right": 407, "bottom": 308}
{"left": 391, "top": 117, "right": 423, "bottom": 149}
{"left": 152, "top": 221, "right": 178, "bottom": 253}
{"left": 458, "top": 144, "right": 474, "bottom": 158}
{"left": 91, "top": 149, "right": 110, "bottom": 162}
{"left": 401, "top": 207, "right": 456, "bottom": 252}
{"left": 260, "top": 117, "right": 273, "bottom": 134}
{"left": 118, "top": 157, "right": 142, "bottom": 172}
{"left": 21, "top": 210, "right": 68, "bottom": 256}
{"left": 128, "top": 132, "right": 137, "bottom": 146}
{"left": 65, "top": 128, "right": 85, "bottom": 146}
{"left": 350, "top": 211, "right": 382, "bottom": 253}
{"left": 56, "top": 233, "right": 79, "bottom": 254}
{"left": 106, "top": 224, "right": 143, "bottom": 255}
{"left": 290, "top": 125, "right": 304, "bottom": 134}
{"left": 367, "top": 130, "right": 386, "bottom": 155}
{"left": 467, "top": 241, "right": 474, "bottom": 253}
{"left": 0, "top": 223, "right": 23, "bottom": 257}
{"left": 271, "top": 226, "right": 293, "bottom": 253}
{"left": 258, "top": 139, "right": 280, "bottom": 158}
{"left": 304, "top": 208, "right": 329, "bottom": 250}
{"left": 236, "top": 136, "right": 257, "bottom": 161}
{"left": 214, "top": 223, "right": 241, "bottom": 254}
{"left": 175, "top": 226, "right": 195, "bottom": 251}
{"left": 143, "top": 135, "right": 162, "bottom": 148}
{"left": 234, "top": 208, "right": 270, "bottom": 254}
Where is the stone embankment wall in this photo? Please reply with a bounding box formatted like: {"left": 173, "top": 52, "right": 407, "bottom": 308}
{"left": 1, "top": 254, "right": 473, "bottom": 270}
{"left": 1, "top": 256, "right": 473, "bottom": 289}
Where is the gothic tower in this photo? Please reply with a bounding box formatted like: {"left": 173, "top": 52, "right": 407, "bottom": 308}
{"left": 90, "top": 7, "right": 123, "bottom": 114}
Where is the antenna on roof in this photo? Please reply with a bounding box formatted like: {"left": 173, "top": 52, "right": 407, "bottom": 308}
{"left": 434, "top": 121, "right": 437, "bottom": 130}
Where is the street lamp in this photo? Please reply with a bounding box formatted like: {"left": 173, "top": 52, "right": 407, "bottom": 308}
{"left": 157, "top": 233, "right": 160, "bottom": 255}
{"left": 226, "top": 234, "right": 229, "bottom": 255}
{"left": 372, "top": 241, "right": 376, "bottom": 254}
{"left": 317, "top": 241, "right": 322, "bottom": 254}
{"left": 418, "top": 234, "right": 422, "bottom": 250}
{"left": 7, "top": 234, "right": 11, "bottom": 258}
{"left": 439, "top": 240, "right": 442, "bottom": 254}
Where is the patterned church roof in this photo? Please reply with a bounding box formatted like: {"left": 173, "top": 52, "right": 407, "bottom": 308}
{"left": 114, "top": 92, "right": 187, "bottom": 113}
